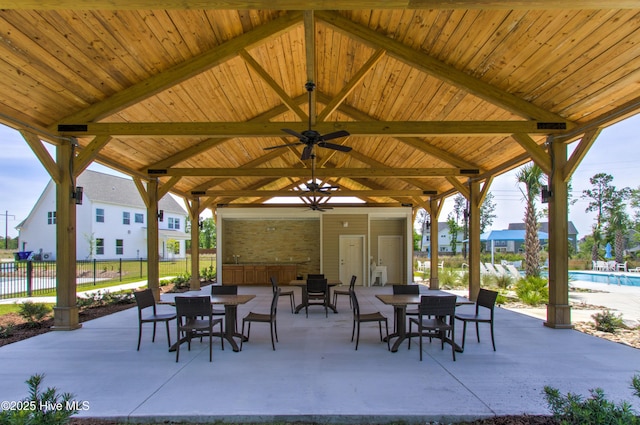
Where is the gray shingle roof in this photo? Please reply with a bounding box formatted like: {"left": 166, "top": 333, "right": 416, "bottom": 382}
{"left": 508, "top": 221, "right": 578, "bottom": 235}
{"left": 77, "top": 170, "right": 186, "bottom": 214}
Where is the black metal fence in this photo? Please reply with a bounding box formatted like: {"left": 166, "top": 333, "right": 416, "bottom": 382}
{"left": 0, "top": 255, "right": 216, "bottom": 299}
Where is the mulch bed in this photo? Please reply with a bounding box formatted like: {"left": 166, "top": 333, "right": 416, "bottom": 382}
{"left": 0, "top": 303, "right": 135, "bottom": 348}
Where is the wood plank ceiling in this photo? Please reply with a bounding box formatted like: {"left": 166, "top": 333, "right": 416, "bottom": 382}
{"left": 0, "top": 1, "right": 639, "bottom": 212}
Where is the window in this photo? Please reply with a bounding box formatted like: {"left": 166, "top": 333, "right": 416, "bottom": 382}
{"left": 168, "top": 217, "right": 180, "bottom": 229}
{"left": 123, "top": 212, "right": 130, "bottom": 225}
{"left": 116, "top": 239, "right": 123, "bottom": 255}
{"left": 96, "top": 238, "right": 104, "bottom": 255}
{"left": 134, "top": 213, "right": 144, "bottom": 223}
{"left": 47, "top": 211, "right": 56, "bottom": 225}
{"left": 96, "top": 208, "right": 105, "bottom": 223}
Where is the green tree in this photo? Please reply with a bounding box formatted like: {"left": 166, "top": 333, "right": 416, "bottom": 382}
{"left": 414, "top": 208, "right": 431, "bottom": 251}
{"left": 516, "top": 163, "right": 544, "bottom": 278}
{"left": 446, "top": 213, "right": 460, "bottom": 255}
{"left": 199, "top": 217, "right": 217, "bottom": 249}
{"left": 604, "top": 187, "right": 631, "bottom": 263}
{"left": 452, "top": 194, "right": 467, "bottom": 257}
{"left": 582, "top": 173, "right": 617, "bottom": 261}
{"left": 480, "top": 191, "right": 497, "bottom": 233}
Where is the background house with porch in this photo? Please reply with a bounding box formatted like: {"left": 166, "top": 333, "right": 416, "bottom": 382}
{"left": 17, "top": 170, "right": 188, "bottom": 261}
{"left": 508, "top": 221, "right": 579, "bottom": 252}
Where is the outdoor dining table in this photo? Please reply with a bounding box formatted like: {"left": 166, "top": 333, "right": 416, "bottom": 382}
{"left": 375, "top": 292, "right": 473, "bottom": 353}
{"left": 164, "top": 294, "right": 255, "bottom": 353}
{"left": 287, "top": 279, "right": 342, "bottom": 314}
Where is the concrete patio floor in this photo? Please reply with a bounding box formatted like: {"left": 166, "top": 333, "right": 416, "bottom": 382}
{"left": 0, "top": 284, "right": 639, "bottom": 424}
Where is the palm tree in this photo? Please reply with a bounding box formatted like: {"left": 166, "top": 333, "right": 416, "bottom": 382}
{"left": 516, "top": 164, "right": 543, "bottom": 278}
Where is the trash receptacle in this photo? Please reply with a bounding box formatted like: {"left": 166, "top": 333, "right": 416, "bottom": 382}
{"left": 16, "top": 251, "right": 33, "bottom": 260}
{"left": 13, "top": 252, "right": 20, "bottom": 261}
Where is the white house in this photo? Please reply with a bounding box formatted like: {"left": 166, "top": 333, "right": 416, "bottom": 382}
{"left": 16, "top": 170, "right": 188, "bottom": 260}
{"left": 420, "top": 221, "right": 461, "bottom": 254}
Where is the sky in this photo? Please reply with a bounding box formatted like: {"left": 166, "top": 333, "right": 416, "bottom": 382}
{"left": 1, "top": 113, "right": 639, "bottom": 239}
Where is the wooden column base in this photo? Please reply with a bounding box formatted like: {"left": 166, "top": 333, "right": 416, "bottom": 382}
{"left": 52, "top": 306, "right": 82, "bottom": 331}
{"left": 429, "top": 277, "right": 439, "bottom": 290}
{"left": 544, "top": 304, "right": 573, "bottom": 329}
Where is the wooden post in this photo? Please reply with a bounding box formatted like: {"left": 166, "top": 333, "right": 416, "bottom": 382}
{"left": 545, "top": 140, "right": 572, "bottom": 328}
{"left": 468, "top": 180, "right": 481, "bottom": 301}
{"left": 147, "top": 178, "right": 160, "bottom": 301}
{"left": 53, "top": 142, "right": 80, "bottom": 330}
{"left": 429, "top": 198, "right": 440, "bottom": 289}
{"left": 189, "top": 198, "right": 201, "bottom": 291}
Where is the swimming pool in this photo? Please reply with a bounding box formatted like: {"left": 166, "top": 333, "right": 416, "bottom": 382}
{"left": 569, "top": 270, "right": 640, "bottom": 287}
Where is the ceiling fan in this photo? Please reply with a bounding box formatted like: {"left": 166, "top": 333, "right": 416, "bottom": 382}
{"left": 265, "top": 82, "right": 352, "bottom": 160}
{"left": 298, "top": 151, "right": 337, "bottom": 212}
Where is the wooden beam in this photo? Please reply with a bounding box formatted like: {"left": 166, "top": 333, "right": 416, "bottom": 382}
{"left": 446, "top": 176, "right": 470, "bottom": 199}
{"left": 239, "top": 49, "right": 308, "bottom": 121}
{"left": 317, "top": 49, "right": 386, "bottom": 121}
{"left": 20, "top": 131, "right": 61, "bottom": 184}
{"left": 148, "top": 167, "right": 478, "bottom": 178}
{"left": 512, "top": 133, "right": 551, "bottom": 175}
{"left": 318, "top": 11, "right": 575, "bottom": 123}
{"left": 197, "top": 189, "right": 430, "bottom": 197}
{"left": 5, "top": 1, "right": 637, "bottom": 10}
{"left": 478, "top": 176, "right": 494, "bottom": 206}
{"left": 132, "top": 177, "right": 150, "bottom": 209}
{"left": 58, "top": 120, "right": 569, "bottom": 137}
{"left": 74, "top": 136, "right": 111, "bottom": 176}
{"left": 320, "top": 94, "right": 480, "bottom": 170}
{"left": 304, "top": 11, "right": 316, "bottom": 126}
{"left": 158, "top": 176, "right": 181, "bottom": 199}
{"left": 55, "top": 11, "right": 303, "bottom": 124}
{"left": 146, "top": 102, "right": 295, "bottom": 170}
{"left": 563, "top": 128, "right": 602, "bottom": 182}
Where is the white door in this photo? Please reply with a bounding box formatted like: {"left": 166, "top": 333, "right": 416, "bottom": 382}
{"left": 378, "top": 235, "right": 403, "bottom": 284}
{"left": 339, "top": 235, "right": 364, "bottom": 286}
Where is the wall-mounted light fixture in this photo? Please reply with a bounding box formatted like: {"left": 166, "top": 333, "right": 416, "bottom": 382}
{"left": 73, "top": 186, "right": 83, "bottom": 205}
{"left": 266, "top": 227, "right": 276, "bottom": 232}
{"left": 158, "top": 210, "right": 164, "bottom": 221}
{"left": 342, "top": 221, "right": 349, "bottom": 228}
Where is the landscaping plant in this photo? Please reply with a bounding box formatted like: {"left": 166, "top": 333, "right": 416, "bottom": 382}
{"left": 591, "top": 310, "right": 625, "bottom": 333}
{"left": 0, "top": 373, "right": 80, "bottom": 425}
{"left": 17, "top": 302, "right": 51, "bottom": 328}
{"left": 514, "top": 276, "right": 549, "bottom": 306}
{"left": 544, "top": 374, "right": 640, "bottom": 424}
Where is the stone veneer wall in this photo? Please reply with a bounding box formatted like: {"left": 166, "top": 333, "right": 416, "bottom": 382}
{"left": 221, "top": 218, "right": 320, "bottom": 275}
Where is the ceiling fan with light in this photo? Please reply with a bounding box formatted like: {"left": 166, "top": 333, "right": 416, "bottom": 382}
{"left": 298, "top": 151, "right": 337, "bottom": 212}
{"left": 265, "top": 82, "right": 352, "bottom": 160}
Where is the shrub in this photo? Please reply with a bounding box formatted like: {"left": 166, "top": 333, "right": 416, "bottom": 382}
{"left": 76, "top": 290, "right": 134, "bottom": 310}
{"left": 0, "top": 323, "right": 15, "bottom": 338}
{"left": 0, "top": 373, "right": 80, "bottom": 425}
{"left": 481, "top": 273, "right": 496, "bottom": 288}
{"left": 439, "top": 269, "right": 462, "bottom": 289}
{"left": 18, "top": 302, "right": 51, "bottom": 328}
{"left": 456, "top": 271, "right": 469, "bottom": 287}
{"left": 592, "top": 310, "right": 625, "bottom": 333}
{"left": 494, "top": 273, "right": 513, "bottom": 289}
{"left": 514, "top": 276, "right": 549, "bottom": 306}
{"left": 200, "top": 265, "right": 215, "bottom": 281}
{"left": 544, "top": 375, "right": 640, "bottom": 425}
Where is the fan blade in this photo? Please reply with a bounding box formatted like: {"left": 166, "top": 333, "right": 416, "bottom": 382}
{"left": 318, "top": 141, "right": 352, "bottom": 152}
{"left": 301, "top": 145, "right": 313, "bottom": 160}
{"left": 320, "top": 130, "right": 350, "bottom": 141}
{"left": 264, "top": 142, "right": 303, "bottom": 151}
{"left": 282, "top": 128, "right": 308, "bottom": 140}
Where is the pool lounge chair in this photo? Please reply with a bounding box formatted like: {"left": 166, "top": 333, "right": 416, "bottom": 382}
{"left": 493, "top": 264, "right": 508, "bottom": 277}
{"left": 484, "top": 263, "right": 500, "bottom": 276}
{"left": 505, "top": 264, "right": 521, "bottom": 279}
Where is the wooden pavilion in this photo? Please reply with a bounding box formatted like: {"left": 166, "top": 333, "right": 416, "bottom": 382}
{"left": 0, "top": 1, "right": 639, "bottom": 330}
